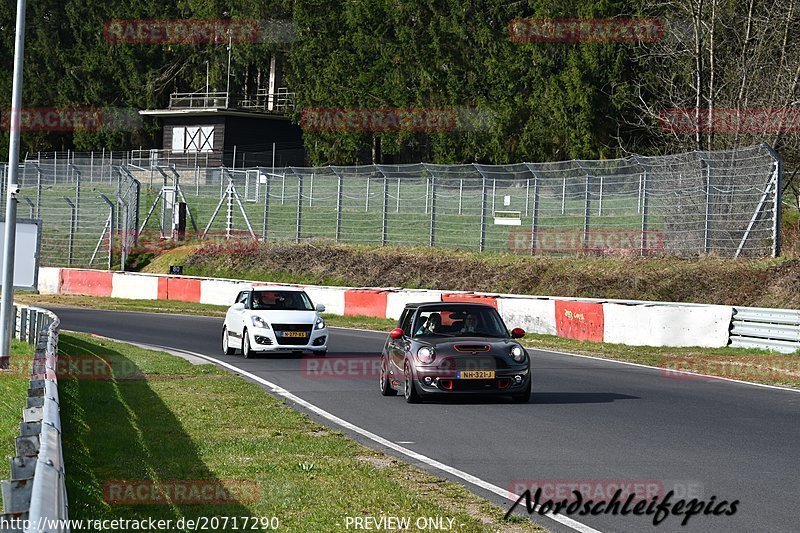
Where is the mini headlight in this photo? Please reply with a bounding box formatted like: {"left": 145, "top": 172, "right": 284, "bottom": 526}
{"left": 315, "top": 317, "right": 326, "bottom": 330}
{"left": 417, "top": 346, "right": 435, "bottom": 364}
{"left": 510, "top": 344, "right": 525, "bottom": 362}
{"left": 251, "top": 316, "right": 270, "bottom": 329}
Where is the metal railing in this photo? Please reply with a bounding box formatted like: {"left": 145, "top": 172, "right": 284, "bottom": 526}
{"left": 0, "top": 305, "right": 68, "bottom": 532}
{"left": 729, "top": 306, "right": 800, "bottom": 353}
{"left": 168, "top": 89, "right": 295, "bottom": 114}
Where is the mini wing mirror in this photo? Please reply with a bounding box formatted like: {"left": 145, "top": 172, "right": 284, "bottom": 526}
{"left": 315, "top": 303, "right": 326, "bottom": 313}
{"left": 232, "top": 302, "right": 245, "bottom": 311}
{"left": 510, "top": 327, "right": 526, "bottom": 339}
{"left": 389, "top": 328, "right": 404, "bottom": 340}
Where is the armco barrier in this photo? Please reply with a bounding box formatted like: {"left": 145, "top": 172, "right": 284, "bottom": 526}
{"left": 157, "top": 277, "right": 201, "bottom": 302}
{"left": 112, "top": 272, "right": 158, "bottom": 300}
{"left": 442, "top": 292, "right": 498, "bottom": 308}
{"left": 386, "top": 289, "right": 444, "bottom": 320}
{"left": 1, "top": 305, "right": 68, "bottom": 532}
{"left": 554, "top": 300, "right": 605, "bottom": 342}
{"left": 344, "top": 289, "right": 391, "bottom": 318}
{"left": 303, "top": 286, "right": 347, "bottom": 316}
{"left": 61, "top": 269, "right": 113, "bottom": 297}
{"left": 603, "top": 303, "right": 733, "bottom": 348}
{"left": 200, "top": 279, "right": 249, "bottom": 306}
{"left": 729, "top": 306, "right": 800, "bottom": 353}
{"left": 497, "top": 297, "right": 557, "bottom": 335}
{"left": 38, "top": 267, "right": 800, "bottom": 351}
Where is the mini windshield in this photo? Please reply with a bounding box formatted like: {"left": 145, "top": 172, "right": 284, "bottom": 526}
{"left": 251, "top": 290, "right": 314, "bottom": 311}
{"left": 412, "top": 307, "right": 508, "bottom": 338}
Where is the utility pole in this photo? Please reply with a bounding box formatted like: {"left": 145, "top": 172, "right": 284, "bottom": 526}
{"left": 0, "top": 0, "right": 27, "bottom": 368}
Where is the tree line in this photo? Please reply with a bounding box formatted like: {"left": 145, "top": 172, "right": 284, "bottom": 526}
{"left": 0, "top": 0, "right": 796, "bottom": 189}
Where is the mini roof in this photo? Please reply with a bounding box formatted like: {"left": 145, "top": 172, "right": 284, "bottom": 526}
{"left": 404, "top": 301, "right": 496, "bottom": 310}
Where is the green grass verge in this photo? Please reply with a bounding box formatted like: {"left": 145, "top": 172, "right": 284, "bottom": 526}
{"left": 0, "top": 339, "right": 37, "bottom": 506}
{"left": 59, "top": 332, "right": 546, "bottom": 532}
{"left": 17, "top": 294, "right": 800, "bottom": 389}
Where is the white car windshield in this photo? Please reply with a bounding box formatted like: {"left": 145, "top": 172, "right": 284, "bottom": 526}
{"left": 251, "top": 291, "right": 314, "bottom": 311}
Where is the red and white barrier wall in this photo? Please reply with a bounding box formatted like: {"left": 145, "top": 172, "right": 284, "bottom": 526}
{"left": 36, "top": 267, "right": 734, "bottom": 348}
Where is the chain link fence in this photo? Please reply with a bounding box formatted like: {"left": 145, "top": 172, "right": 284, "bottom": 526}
{"left": 0, "top": 143, "right": 781, "bottom": 268}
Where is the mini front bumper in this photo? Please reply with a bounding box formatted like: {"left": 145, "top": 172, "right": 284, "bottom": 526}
{"left": 247, "top": 327, "right": 328, "bottom": 352}
{"left": 412, "top": 365, "right": 530, "bottom": 395}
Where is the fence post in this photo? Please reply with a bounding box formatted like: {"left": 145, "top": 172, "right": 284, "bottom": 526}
{"left": 335, "top": 171, "right": 343, "bottom": 242}
{"left": 561, "top": 176, "right": 566, "bottom": 215}
{"left": 98, "top": 194, "right": 115, "bottom": 270}
{"left": 762, "top": 143, "right": 783, "bottom": 257}
{"left": 309, "top": 172, "right": 314, "bottom": 207}
{"left": 424, "top": 177, "right": 430, "bottom": 214}
{"left": 429, "top": 176, "right": 437, "bottom": 247}
{"left": 381, "top": 176, "right": 388, "bottom": 245}
{"left": 365, "top": 175, "right": 370, "bottom": 212}
{"left": 262, "top": 169, "right": 270, "bottom": 241}
{"left": 524, "top": 178, "right": 530, "bottom": 216}
{"left": 640, "top": 169, "right": 649, "bottom": 256}
{"left": 530, "top": 174, "right": 540, "bottom": 255}
{"left": 90, "top": 151, "right": 94, "bottom": 183}
{"left": 637, "top": 173, "right": 643, "bottom": 214}
{"left": 226, "top": 180, "right": 233, "bottom": 239}
{"left": 582, "top": 173, "right": 591, "bottom": 252}
{"left": 73, "top": 165, "right": 81, "bottom": 235}
{"left": 700, "top": 155, "right": 711, "bottom": 254}
{"left": 598, "top": 175, "right": 604, "bottom": 216}
{"left": 491, "top": 179, "right": 496, "bottom": 214}
{"left": 396, "top": 178, "right": 401, "bottom": 213}
{"left": 479, "top": 176, "right": 487, "bottom": 252}
{"left": 117, "top": 195, "right": 128, "bottom": 271}
{"left": 296, "top": 171, "right": 303, "bottom": 243}
{"left": 458, "top": 178, "right": 463, "bottom": 215}
{"left": 35, "top": 163, "right": 42, "bottom": 220}
{"left": 63, "top": 198, "right": 75, "bottom": 267}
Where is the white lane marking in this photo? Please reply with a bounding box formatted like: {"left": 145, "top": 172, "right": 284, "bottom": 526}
{"left": 133, "top": 341, "right": 602, "bottom": 533}
{"left": 396, "top": 441, "right": 415, "bottom": 444}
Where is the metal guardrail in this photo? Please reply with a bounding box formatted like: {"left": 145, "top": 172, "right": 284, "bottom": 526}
{"left": 729, "top": 306, "right": 800, "bottom": 353}
{"left": 0, "top": 305, "right": 68, "bottom": 532}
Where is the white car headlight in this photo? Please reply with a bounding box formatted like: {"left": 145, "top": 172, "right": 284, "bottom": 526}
{"left": 251, "top": 316, "right": 270, "bottom": 329}
{"left": 417, "top": 346, "right": 435, "bottom": 364}
{"left": 315, "top": 317, "right": 326, "bottom": 330}
{"left": 510, "top": 344, "right": 526, "bottom": 362}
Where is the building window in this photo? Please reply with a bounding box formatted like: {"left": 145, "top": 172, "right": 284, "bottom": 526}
{"left": 171, "top": 126, "right": 214, "bottom": 153}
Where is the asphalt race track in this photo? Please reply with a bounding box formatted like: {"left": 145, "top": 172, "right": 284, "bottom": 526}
{"left": 52, "top": 307, "right": 799, "bottom": 533}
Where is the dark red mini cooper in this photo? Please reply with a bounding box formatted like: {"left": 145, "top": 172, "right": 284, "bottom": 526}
{"left": 379, "top": 302, "right": 531, "bottom": 403}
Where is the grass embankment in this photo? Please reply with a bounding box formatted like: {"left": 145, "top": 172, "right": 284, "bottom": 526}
{"left": 0, "top": 340, "right": 37, "bottom": 505}
{"left": 139, "top": 240, "right": 800, "bottom": 309}
{"left": 19, "top": 294, "right": 800, "bottom": 389}
{"left": 59, "top": 332, "right": 545, "bottom": 532}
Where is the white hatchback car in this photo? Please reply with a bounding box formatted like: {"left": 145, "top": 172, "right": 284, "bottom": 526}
{"left": 222, "top": 287, "right": 328, "bottom": 358}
